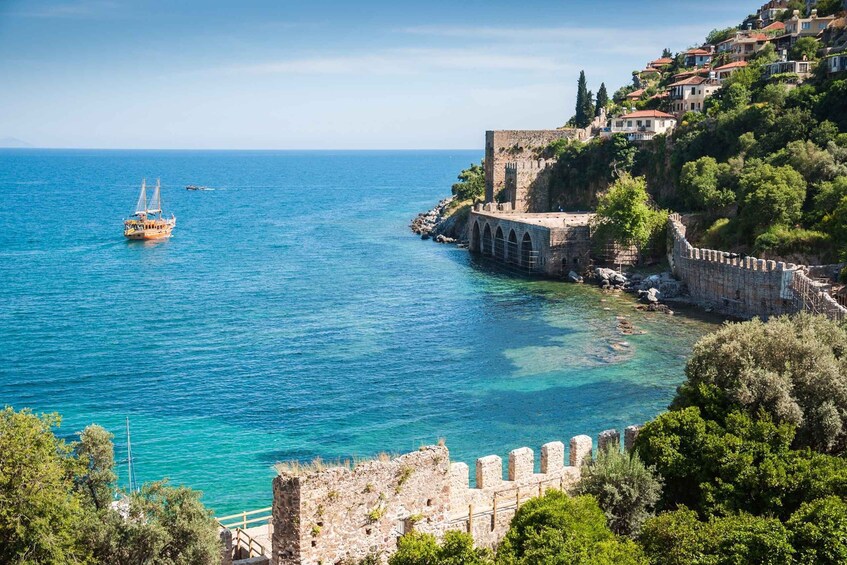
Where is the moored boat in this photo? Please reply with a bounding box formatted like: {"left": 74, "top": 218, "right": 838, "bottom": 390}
{"left": 124, "top": 179, "right": 176, "bottom": 240}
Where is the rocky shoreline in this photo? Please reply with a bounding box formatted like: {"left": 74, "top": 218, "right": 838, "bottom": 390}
{"left": 410, "top": 197, "right": 467, "bottom": 244}
{"left": 586, "top": 268, "right": 688, "bottom": 314}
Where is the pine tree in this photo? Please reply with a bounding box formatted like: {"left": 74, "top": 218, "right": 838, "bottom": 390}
{"left": 574, "top": 70, "right": 589, "bottom": 128}
{"left": 596, "top": 83, "right": 609, "bottom": 117}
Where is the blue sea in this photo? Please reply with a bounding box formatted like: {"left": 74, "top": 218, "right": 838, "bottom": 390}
{"left": 0, "top": 149, "right": 718, "bottom": 515}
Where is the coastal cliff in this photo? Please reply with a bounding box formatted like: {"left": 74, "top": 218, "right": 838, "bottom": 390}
{"left": 410, "top": 197, "right": 471, "bottom": 244}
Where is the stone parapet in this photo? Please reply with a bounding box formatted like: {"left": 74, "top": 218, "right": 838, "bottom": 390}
{"left": 271, "top": 427, "right": 640, "bottom": 564}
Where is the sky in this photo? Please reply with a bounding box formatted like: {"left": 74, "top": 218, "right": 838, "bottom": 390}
{"left": 0, "top": 0, "right": 746, "bottom": 149}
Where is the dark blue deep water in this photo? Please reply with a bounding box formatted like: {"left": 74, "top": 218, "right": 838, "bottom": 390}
{"left": 0, "top": 149, "right": 717, "bottom": 515}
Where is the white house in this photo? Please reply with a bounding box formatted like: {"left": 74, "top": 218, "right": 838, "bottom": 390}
{"left": 606, "top": 110, "right": 677, "bottom": 142}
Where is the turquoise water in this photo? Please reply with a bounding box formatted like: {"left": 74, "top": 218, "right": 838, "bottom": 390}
{"left": 0, "top": 149, "right": 718, "bottom": 515}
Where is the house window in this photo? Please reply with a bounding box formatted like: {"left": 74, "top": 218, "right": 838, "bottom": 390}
{"left": 627, "top": 121, "right": 632, "bottom": 127}
{"left": 819, "top": 23, "right": 826, "bottom": 29}
{"left": 615, "top": 121, "right": 623, "bottom": 128}
{"left": 802, "top": 22, "right": 810, "bottom": 30}
{"left": 636, "top": 120, "right": 642, "bottom": 127}
{"left": 646, "top": 120, "right": 652, "bottom": 127}
{"left": 690, "top": 87, "right": 696, "bottom": 94}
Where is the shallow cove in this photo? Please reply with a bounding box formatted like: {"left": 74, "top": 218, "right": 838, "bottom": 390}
{"left": 0, "top": 149, "right": 720, "bottom": 514}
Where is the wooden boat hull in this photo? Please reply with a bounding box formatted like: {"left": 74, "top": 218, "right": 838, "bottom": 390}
{"left": 124, "top": 230, "right": 173, "bottom": 240}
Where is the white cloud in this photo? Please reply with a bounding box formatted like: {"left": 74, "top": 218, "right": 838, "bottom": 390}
{"left": 226, "top": 47, "right": 569, "bottom": 76}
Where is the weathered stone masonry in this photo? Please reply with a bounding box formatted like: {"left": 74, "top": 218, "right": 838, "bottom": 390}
{"left": 468, "top": 207, "right": 593, "bottom": 277}
{"left": 668, "top": 214, "right": 847, "bottom": 320}
{"left": 271, "top": 427, "right": 641, "bottom": 564}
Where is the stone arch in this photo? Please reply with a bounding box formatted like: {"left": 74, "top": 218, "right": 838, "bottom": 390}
{"left": 471, "top": 220, "right": 481, "bottom": 253}
{"left": 507, "top": 229, "right": 518, "bottom": 264}
{"left": 494, "top": 226, "right": 505, "bottom": 260}
{"left": 482, "top": 223, "right": 493, "bottom": 256}
{"left": 521, "top": 231, "right": 534, "bottom": 269}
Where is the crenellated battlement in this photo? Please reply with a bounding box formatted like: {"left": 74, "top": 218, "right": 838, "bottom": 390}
{"left": 667, "top": 214, "right": 846, "bottom": 320}
{"left": 271, "top": 426, "right": 641, "bottom": 564}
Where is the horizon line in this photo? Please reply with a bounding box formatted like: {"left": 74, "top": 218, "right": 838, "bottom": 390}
{"left": 0, "top": 146, "right": 483, "bottom": 152}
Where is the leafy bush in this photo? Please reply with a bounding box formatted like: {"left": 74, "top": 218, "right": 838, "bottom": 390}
{"left": 787, "top": 496, "right": 847, "bottom": 564}
{"left": 576, "top": 445, "right": 663, "bottom": 536}
{"left": 753, "top": 225, "right": 831, "bottom": 258}
{"left": 390, "top": 530, "right": 493, "bottom": 565}
{"left": 676, "top": 314, "right": 847, "bottom": 453}
{"left": 497, "top": 491, "right": 647, "bottom": 564}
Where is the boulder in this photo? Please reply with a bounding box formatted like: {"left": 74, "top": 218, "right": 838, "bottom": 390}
{"left": 567, "top": 271, "right": 584, "bottom": 284}
{"left": 639, "top": 288, "right": 661, "bottom": 304}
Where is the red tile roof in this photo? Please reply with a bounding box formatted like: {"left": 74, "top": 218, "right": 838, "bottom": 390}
{"left": 649, "top": 57, "right": 674, "bottom": 66}
{"left": 685, "top": 48, "right": 712, "bottom": 55}
{"left": 713, "top": 61, "right": 748, "bottom": 70}
{"left": 621, "top": 110, "right": 676, "bottom": 119}
{"left": 669, "top": 76, "right": 707, "bottom": 87}
{"left": 762, "top": 21, "right": 786, "bottom": 31}
{"left": 626, "top": 88, "right": 645, "bottom": 99}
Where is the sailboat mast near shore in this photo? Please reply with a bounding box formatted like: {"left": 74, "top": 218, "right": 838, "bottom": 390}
{"left": 123, "top": 178, "right": 176, "bottom": 240}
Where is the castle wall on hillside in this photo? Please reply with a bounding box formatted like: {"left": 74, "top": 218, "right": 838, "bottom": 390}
{"left": 667, "top": 214, "right": 847, "bottom": 320}
{"left": 271, "top": 427, "right": 641, "bottom": 565}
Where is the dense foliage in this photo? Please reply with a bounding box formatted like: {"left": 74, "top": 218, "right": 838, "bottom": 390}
{"left": 390, "top": 531, "right": 493, "bottom": 565}
{"left": 451, "top": 161, "right": 485, "bottom": 202}
{"left": 497, "top": 491, "right": 647, "bottom": 564}
{"left": 592, "top": 174, "right": 668, "bottom": 251}
{"left": 0, "top": 407, "right": 221, "bottom": 565}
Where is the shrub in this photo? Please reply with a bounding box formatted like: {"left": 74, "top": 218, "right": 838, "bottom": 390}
{"left": 640, "top": 509, "right": 794, "bottom": 565}
{"left": 390, "top": 530, "right": 493, "bottom": 565}
{"left": 787, "top": 496, "right": 847, "bottom": 564}
{"left": 678, "top": 157, "right": 735, "bottom": 210}
{"left": 753, "top": 225, "right": 831, "bottom": 258}
{"left": 497, "top": 491, "right": 647, "bottom": 564}
{"left": 576, "top": 445, "right": 663, "bottom": 536}
{"left": 677, "top": 314, "right": 847, "bottom": 453}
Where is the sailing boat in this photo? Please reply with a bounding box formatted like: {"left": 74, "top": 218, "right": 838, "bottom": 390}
{"left": 123, "top": 179, "right": 176, "bottom": 240}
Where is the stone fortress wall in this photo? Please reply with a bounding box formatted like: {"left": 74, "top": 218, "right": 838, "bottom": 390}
{"left": 668, "top": 214, "right": 847, "bottom": 320}
{"left": 467, "top": 207, "right": 593, "bottom": 277}
{"left": 271, "top": 427, "right": 641, "bottom": 565}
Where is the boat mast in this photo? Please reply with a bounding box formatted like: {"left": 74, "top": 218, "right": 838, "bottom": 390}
{"left": 125, "top": 416, "right": 136, "bottom": 493}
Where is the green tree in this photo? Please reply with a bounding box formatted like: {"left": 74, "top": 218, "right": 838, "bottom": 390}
{"left": 787, "top": 496, "right": 847, "bottom": 564}
{"left": 497, "top": 491, "right": 646, "bottom": 565}
{"left": 390, "top": 531, "right": 493, "bottom": 565}
{"left": 738, "top": 162, "right": 806, "bottom": 234}
{"left": 676, "top": 314, "right": 847, "bottom": 453}
{"left": 75, "top": 425, "right": 117, "bottom": 511}
{"left": 583, "top": 90, "right": 595, "bottom": 126}
{"left": 592, "top": 174, "right": 668, "bottom": 250}
{"left": 576, "top": 445, "right": 662, "bottom": 537}
{"left": 661, "top": 48, "right": 672, "bottom": 58}
{"left": 678, "top": 156, "right": 736, "bottom": 210}
{"left": 638, "top": 507, "right": 705, "bottom": 565}
{"left": 790, "top": 37, "right": 820, "bottom": 62}
{"left": 451, "top": 161, "right": 485, "bottom": 202}
{"left": 816, "top": 0, "right": 845, "bottom": 15}
{"left": 574, "top": 71, "right": 591, "bottom": 128}
{"left": 0, "top": 407, "right": 93, "bottom": 564}
{"left": 706, "top": 27, "right": 738, "bottom": 45}
{"left": 595, "top": 83, "right": 609, "bottom": 117}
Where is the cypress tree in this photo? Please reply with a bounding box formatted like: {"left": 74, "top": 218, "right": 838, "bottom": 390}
{"left": 575, "top": 70, "right": 589, "bottom": 128}
{"left": 584, "top": 90, "right": 595, "bottom": 126}
{"left": 596, "top": 83, "right": 609, "bottom": 116}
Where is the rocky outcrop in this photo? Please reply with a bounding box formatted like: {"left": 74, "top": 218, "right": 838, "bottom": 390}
{"left": 589, "top": 268, "right": 688, "bottom": 314}
{"left": 410, "top": 197, "right": 470, "bottom": 244}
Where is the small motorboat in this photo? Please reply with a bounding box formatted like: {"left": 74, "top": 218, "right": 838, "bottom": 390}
{"left": 186, "top": 185, "right": 212, "bottom": 191}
